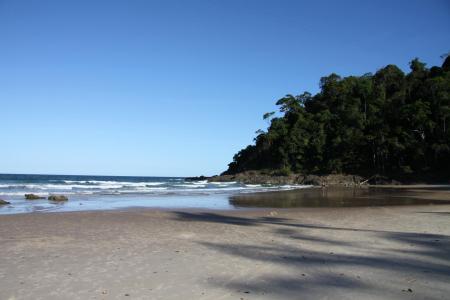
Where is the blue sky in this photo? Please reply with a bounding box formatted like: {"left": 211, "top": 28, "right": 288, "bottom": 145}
{"left": 1, "top": 0, "right": 449, "bottom": 176}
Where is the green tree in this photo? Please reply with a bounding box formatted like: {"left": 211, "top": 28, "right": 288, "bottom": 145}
{"left": 224, "top": 57, "right": 450, "bottom": 181}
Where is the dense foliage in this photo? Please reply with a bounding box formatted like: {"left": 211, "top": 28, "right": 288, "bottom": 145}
{"left": 225, "top": 57, "right": 450, "bottom": 180}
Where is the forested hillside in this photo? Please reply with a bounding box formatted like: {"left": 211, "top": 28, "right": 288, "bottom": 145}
{"left": 225, "top": 57, "right": 450, "bottom": 180}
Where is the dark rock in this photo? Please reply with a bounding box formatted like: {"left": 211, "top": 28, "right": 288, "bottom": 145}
{"left": 25, "top": 194, "right": 44, "bottom": 200}
{"left": 48, "top": 195, "right": 68, "bottom": 201}
{"left": 208, "top": 171, "right": 364, "bottom": 186}
{"left": 0, "top": 199, "right": 11, "bottom": 205}
{"left": 185, "top": 175, "right": 209, "bottom": 181}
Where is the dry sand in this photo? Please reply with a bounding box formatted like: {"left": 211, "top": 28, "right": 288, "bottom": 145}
{"left": 1, "top": 203, "right": 449, "bottom": 299}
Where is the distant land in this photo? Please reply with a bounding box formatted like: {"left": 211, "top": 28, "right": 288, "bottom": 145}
{"left": 213, "top": 56, "right": 450, "bottom": 185}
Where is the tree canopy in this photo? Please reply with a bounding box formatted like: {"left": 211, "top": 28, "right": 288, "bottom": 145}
{"left": 224, "top": 57, "right": 450, "bottom": 181}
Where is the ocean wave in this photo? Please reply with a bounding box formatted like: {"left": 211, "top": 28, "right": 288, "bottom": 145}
{"left": 0, "top": 184, "right": 25, "bottom": 189}
{"left": 174, "top": 184, "right": 206, "bottom": 188}
{"left": 192, "top": 180, "right": 208, "bottom": 185}
{"left": 63, "top": 180, "right": 165, "bottom": 186}
{"left": 0, "top": 176, "right": 312, "bottom": 198}
{"left": 0, "top": 182, "right": 166, "bottom": 190}
{"left": 0, "top": 191, "right": 95, "bottom": 196}
{"left": 33, "top": 184, "right": 123, "bottom": 190}
{"left": 98, "top": 187, "right": 169, "bottom": 195}
{"left": 136, "top": 187, "right": 168, "bottom": 190}
{"left": 174, "top": 187, "right": 247, "bottom": 193}
{"left": 279, "top": 184, "right": 312, "bottom": 189}
{"left": 0, "top": 192, "right": 48, "bottom": 196}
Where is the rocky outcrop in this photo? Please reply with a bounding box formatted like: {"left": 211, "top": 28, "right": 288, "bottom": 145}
{"left": 0, "top": 199, "right": 11, "bottom": 205}
{"left": 25, "top": 194, "right": 44, "bottom": 200}
{"left": 48, "top": 195, "right": 68, "bottom": 202}
{"left": 185, "top": 176, "right": 208, "bottom": 181}
{"left": 207, "top": 171, "right": 364, "bottom": 186}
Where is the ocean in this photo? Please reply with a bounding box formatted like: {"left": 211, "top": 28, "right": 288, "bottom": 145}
{"left": 0, "top": 174, "right": 309, "bottom": 214}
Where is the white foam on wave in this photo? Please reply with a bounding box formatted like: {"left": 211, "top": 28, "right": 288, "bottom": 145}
{"left": 64, "top": 180, "right": 165, "bottom": 187}
{"left": 279, "top": 184, "right": 313, "bottom": 189}
{"left": 0, "top": 191, "right": 94, "bottom": 196}
{"left": 32, "top": 184, "right": 123, "bottom": 190}
{"left": 140, "top": 187, "right": 168, "bottom": 190}
{"left": 100, "top": 187, "right": 169, "bottom": 195}
{"left": 144, "top": 182, "right": 165, "bottom": 186}
{"left": 0, "top": 177, "right": 313, "bottom": 198}
{"left": 0, "top": 181, "right": 166, "bottom": 191}
{"left": 0, "top": 192, "right": 48, "bottom": 196}
{"left": 209, "top": 181, "right": 237, "bottom": 185}
{"left": 192, "top": 180, "right": 208, "bottom": 185}
{"left": 174, "top": 184, "right": 206, "bottom": 188}
{"left": 176, "top": 186, "right": 247, "bottom": 193}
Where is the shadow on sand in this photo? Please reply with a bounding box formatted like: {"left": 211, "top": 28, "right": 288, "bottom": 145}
{"left": 174, "top": 211, "right": 450, "bottom": 298}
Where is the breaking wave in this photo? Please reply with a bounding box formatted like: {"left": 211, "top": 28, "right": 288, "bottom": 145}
{"left": 0, "top": 174, "right": 311, "bottom": 197}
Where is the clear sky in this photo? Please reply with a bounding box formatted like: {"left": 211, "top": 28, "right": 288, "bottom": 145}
{"left": 1, "top": 0, "right": 449, "bottom": 177}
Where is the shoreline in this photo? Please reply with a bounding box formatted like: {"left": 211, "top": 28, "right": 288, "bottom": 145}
{"left": 2, "top": 184, "right": 450, "bottom": 215}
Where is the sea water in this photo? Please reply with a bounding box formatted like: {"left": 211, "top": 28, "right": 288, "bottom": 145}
{"left": 0, "top": 174, "right": 310, "bottom": 214}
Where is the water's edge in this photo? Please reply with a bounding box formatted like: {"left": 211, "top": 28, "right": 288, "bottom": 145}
{"left": 0, "top": 174, "right": 311, "bottom": 214}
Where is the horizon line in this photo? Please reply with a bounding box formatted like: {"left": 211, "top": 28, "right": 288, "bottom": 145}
{"left": 0, "top": 172, "right": 200, "bottom": 178}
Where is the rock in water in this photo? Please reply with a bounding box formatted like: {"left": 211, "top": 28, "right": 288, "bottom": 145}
{"left": 48, "top": 195, "right": 68, "bottom": 202}
{"left": 0, "top": 199, "right": 11, "bottom": 205}
{"left": 185, "top": 175, "right": 209, "bottom": 181}
{"left": 25, "top": 194, "right": 44, "bottom": 200}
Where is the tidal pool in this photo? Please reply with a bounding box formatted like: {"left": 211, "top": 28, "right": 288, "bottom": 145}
{"left": 230, "top": 186, "right": 450, "bottom": 208}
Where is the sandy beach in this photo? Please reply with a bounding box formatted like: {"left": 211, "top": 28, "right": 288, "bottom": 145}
{"left": 1, "top": 198, "right": 449, "bottom": 300}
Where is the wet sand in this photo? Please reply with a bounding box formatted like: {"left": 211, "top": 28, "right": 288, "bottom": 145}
{"left": 1, "top": 188, "right": 450, "bottom": 299}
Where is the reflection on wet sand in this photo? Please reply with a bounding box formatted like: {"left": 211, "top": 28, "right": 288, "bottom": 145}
{"left": 230, "top": 186, "right": 450, "bottom": 208}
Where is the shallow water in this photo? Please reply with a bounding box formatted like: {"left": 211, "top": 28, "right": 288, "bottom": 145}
{"left": 0, "top": 173, "right": 311, "bottom": 214}
{"left": 0, "top": 194, "right": 238, "bottom": 214}
{"left": 1, "top": 174, "right": 450, "bottom": 214}
{"left": 230, "top": 186, "right": 450, "bottom": 208}
{"left": 1, "top": 186, "right": 450, "bottom": 214}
